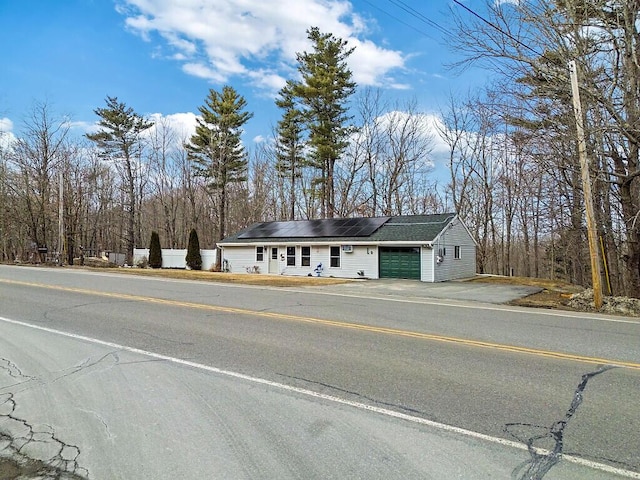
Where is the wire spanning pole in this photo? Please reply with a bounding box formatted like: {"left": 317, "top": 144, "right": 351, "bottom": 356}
{"left": 568, "top": 60, "right": 603, "bottom": 309}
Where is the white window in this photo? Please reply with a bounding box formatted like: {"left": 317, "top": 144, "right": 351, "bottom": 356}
{"left": 454, "top": 246, "right": 461, "bottom": 259}
{"left": 256, "top": 246, "right": 264, "bottom": 262}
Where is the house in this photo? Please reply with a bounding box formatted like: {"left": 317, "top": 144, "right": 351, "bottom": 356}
{"left": 218, "top": 213, "right": 477, "bottom": 282}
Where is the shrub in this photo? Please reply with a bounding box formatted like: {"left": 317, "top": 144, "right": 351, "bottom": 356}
{"left": 148, "top": 231, "right": 162, "bottom": 269}
{"left": 136, "top": 255, "right": 149, "bottom": 268}
{"left": 186, "top": 229, "right": 202, "bottom": 270}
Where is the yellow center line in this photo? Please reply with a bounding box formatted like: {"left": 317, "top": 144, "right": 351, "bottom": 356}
{"left": 4, "top": 278, "right": 640, "bottom": 370}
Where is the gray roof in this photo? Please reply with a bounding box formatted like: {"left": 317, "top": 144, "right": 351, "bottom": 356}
{"left": 220, "top": 213, "right": 457, "bottom": 245}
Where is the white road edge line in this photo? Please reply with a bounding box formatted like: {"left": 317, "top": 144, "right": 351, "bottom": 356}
{"left": 1, "top": 315, "right": 638, "bottom": 479}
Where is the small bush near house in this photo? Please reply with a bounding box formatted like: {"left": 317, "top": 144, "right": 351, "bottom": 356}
{"left": 149, "top": 231, "right": 162, "bottom": 269}
{"left": 186, "top": 229, "right": 202, "bottom": 270}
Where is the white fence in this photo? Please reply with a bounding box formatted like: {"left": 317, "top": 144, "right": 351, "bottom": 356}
{"left": 133, "top": 248, "right": 217, "bottom": 270}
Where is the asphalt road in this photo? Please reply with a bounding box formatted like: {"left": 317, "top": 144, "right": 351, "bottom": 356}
{"left": 0, "top": 265, "right": 639, "bottom": 479}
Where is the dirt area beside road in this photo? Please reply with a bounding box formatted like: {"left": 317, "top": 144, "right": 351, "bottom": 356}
{"left": 471, "top": 275, "right": 640, "bottom": 317}
{"left": 469, "top": 275, "right": 583, "bottom": 310}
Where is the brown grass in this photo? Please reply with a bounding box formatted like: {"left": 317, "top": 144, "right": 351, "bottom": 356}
{"left": 470, "top": 274, "right": 584, "bottom": 309}
{"left": 89, "top": 267, "right": 353, "bottom": 287}
{"left": 469, "top": 274, "right": 581, "bottom": 291}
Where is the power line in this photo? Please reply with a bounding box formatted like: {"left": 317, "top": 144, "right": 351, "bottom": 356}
{"left": 385, "top": 0, "right": 450, "bottom": 37}
{"left": 451, "top": 0, "right": 542, "bottom": 57}
{"left": 360, "top": 0, "right": 434, "bottom": 39}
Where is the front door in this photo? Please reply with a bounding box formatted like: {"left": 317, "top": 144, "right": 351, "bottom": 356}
{"left": 269, "top": 247, "right": 279, "bottom": 274}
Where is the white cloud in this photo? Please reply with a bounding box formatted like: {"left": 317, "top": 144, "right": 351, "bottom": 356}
{"left": 423, "top": 114, "right": 450, "bottom": 155}
{"left": 349, "top": 110, "right": 450, "bottom": 172}
{"left": 0, "top": 117, "right": 17, "bottom": 150}
{"left": 247, "top": 69, "right": 287, "bottom": 92}
{"left": 147, "top": 112, "right": 198, "bottom": 140}
{"left": 118, "top": 0, "right": 406, "bottom": 91}
{"left": 348, "top": 39, "right": 404, "bottom": 86}
{"left": 0, "top": 117, "right": 14, "bottom": 133}
{"left": 63, "top": 120, "right": 100, "bottom": 135}
{"left": 182, "top": 62, "right": 228, "bottom": 82}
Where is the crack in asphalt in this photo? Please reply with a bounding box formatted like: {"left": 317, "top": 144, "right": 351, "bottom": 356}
{"left": 0, "top": 392, "right": 89, "bottom": 479}
{"left": 122, "top": 327, "right": 195, "bottom": 346}
{"left": 0, "top": 353, "right": 124, "bottom": 479}
{"left": 279, "top": 373, "right": 425, "bottom": 416}
{"left": 0, "top": 358, "right": 38, "bottom": 389}
{"left": 41, "top": 299, "right": 139, "bottom": 323}
{"left": 506, "top": 365, "right": 617, "bottom": 480}
{"left": 51, "top": 352, "right": 120, "bottom": 383}
{"left": 77, "top": 408, "right": 114, "bottom": 443}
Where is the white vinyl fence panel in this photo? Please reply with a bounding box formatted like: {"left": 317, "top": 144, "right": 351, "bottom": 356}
{"left": 133, "top": 248, "right": 217, "bottom": 270}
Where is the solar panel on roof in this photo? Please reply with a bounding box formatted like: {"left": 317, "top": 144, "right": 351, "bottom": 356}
{"left": 237, "top": 217, "right": 390, "bottom": 239}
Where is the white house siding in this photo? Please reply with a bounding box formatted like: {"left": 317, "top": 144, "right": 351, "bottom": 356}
{"left": 221, "top": 245, "right": 312, "bottom": 276}
{"left": 421, "top": 247, "right": 435, "bottom": 282}
{"left": 334, "top": 245, "right": 378, "bottom": 279}
{"left": 221, "top": 246, "right": 262, "bottom": 274}
{"left": 282, "top": 245, "right": 379, "bottom": 279}
{"left": 279, "top": 245, "right": 319, "bottom": 276}
{"left": 432, "top": 218, "right": 477, "bottom": 282}
{"left": 220, "top": 244, "right": 379, "bottom": 279}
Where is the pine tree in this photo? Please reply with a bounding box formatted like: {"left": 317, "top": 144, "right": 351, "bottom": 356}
{"left": 186, "top": 86, "right": 252, "bottom": 269}
{"left": 291, "top": 27, "right": 356, "bottom": 218}
{"left": 185, "top": 228, "right": 202, "bottom": 270}
{"left": 275, "top": 83, "right": 306, "bottom": 220}
{"left": 148, "top": 231, "right": 162, "bottom": 269}
{"left": 87, "top": 97, "right": 153, "bottom": 265}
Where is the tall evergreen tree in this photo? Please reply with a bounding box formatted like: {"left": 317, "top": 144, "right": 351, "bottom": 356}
{"left": 148, "top": 230, "right": 162, "bottom": 268}
{"left": 292, "top": 27, "right": 356, "bottom": 218}
{"left": 185, "top": 228, "right": 202, "bottom": 270}
{"left": 275, "top": 83, "right": 306, "bottom": 220}
{"left": 186, "top": 86, "right": 252, "bottom": 269}
{"left": 87, "top": 97, "right": 153, "bottom": 265}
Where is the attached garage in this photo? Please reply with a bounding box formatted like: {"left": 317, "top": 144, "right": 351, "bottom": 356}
{"left": 379, "top": 247, "right": 421, "bottom": 280}
{"left": 219, "top": 213, "right": 477, "bottom": 282}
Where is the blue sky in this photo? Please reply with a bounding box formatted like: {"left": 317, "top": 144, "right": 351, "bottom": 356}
{"left": 0, "top": 0, "right": 487, "bottom": 161}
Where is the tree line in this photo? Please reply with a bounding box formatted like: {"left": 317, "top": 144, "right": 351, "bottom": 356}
{"left": 1, "top": 13, "right": 639, "bottom": 298}
{"left": 445, "top": 0, "right": 640, "bottom": 298}
{"left": 0, "top": 28, "right": 440, "bottom": 269}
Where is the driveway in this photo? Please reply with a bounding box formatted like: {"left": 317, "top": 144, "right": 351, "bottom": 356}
{"left": 308, "top": 278, "right": 542, "bottom": 304}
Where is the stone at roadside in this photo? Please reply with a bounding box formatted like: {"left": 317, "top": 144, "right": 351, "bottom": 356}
{"left": 568, "top": 289, "right": 640, "bottom": 316}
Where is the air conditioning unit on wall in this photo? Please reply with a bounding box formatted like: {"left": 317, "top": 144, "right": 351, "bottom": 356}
{"left": 341, "top": 245, "right": 353, "bottom": 253}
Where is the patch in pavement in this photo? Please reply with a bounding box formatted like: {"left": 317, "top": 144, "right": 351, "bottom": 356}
{"left": 505, "top": 365, "right": 620, "bottom": 480}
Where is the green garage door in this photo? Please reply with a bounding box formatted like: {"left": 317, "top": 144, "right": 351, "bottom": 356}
{"left": 379, "top": 247, "right": 421, "bottom": 280}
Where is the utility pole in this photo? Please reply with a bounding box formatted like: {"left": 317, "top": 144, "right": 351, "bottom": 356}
{"left": 568, "top": 60, "right": 603, "bottom": 309}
